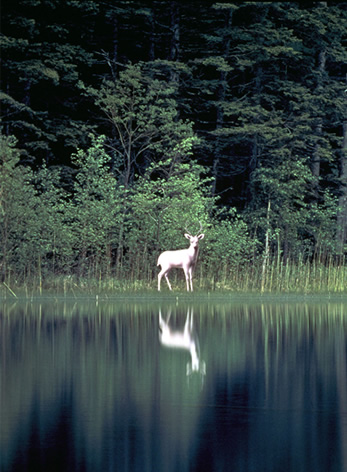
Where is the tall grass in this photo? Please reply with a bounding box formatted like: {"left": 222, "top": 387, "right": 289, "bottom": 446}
{"left": 214, "top": 255, "right": 346, "bottom": 293}
{"left": 1, "top": 256, "right": 346, "bottom": 298}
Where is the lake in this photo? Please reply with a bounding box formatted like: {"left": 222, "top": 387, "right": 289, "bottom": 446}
{"left": 1, "top": 295, "right": 346, "bottom": 472}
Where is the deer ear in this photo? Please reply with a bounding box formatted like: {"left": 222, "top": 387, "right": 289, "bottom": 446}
{"left": 184, "top": 233, "right": 192, "bottom": 240}
{"left": 198, "top": 234, "right": 205, "bottom": 240}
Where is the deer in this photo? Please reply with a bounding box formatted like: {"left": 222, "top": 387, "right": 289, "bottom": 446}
{"left": 159, "top": 307, "right": 206, "bottom": 378}
{"left": 157, "top": 223, "right": 204, "bottom": 292}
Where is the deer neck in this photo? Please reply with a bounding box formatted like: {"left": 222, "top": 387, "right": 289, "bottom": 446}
{"left": 188, "top": 243, "right": 199, "bottom": 259}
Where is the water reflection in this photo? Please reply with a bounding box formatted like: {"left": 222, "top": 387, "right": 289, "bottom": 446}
{"left": 0, "top": 298, "right": 346, "bottom": 472}
{"left": 159, "top": 307, "right": 206, "bottom": 383}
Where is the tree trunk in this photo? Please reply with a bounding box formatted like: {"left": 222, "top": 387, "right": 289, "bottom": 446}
{"left": 148, "top": 8, "right": 155, "bottom": 62}
{"left": 23, "top": 79, "right": 31, "bottom": 106}
{"left": 111, "top": 15, "right": 119, "bottom": 79}
{"left": 312, "top": 48, "right": 326, "bottom": 196}
{"left": 261, "top": 199, "right": 271, "bottom": 292}
{"left": 251, "top": 65, "right": 263, "bottom": 173}
{"left": 115, "top": 216, "right": 124, "bottom": 277}
{"left": 336, "top": 118, "right": 347, "bottom": 254}
{"left": 212, "top": 7, "right": 233, "bottom": 199}
{"left": 169, "top": 1, "right": 180, "bottom": 85}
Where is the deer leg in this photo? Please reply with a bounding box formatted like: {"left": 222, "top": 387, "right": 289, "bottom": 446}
{"left": 164, "top": 272, "right": 172, "bottom": 290}
{"left": 158, "top": 270, "right": 164, "bottom": 291}
{"left": 188, "top": 308, "right": 193, "bottom": 330}
{"left": 184, "top": 311, "right": 190, "bottom": 336}
{"left": 188, "top": 267, "right": 194, "bottom": 292}
{"left": 183, "top": 267, "right": 190, "bottom": 291}
{"left": 159, "top": 268, "right": 172, "bottom": 291}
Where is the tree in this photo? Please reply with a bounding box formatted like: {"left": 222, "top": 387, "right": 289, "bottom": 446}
{"left": 0, "top": 134, "right": 41, "bottom": 280}
{"left": 0, "top": 0, "right": 98, "bottom": 164}
{"left": 94, "top": 62, "right": 196, "bottom": 187}
{"left": 336, "top": 114, "right": 347, "bottom": 254}
{"left": 92, "top": 61, "right": 198, "bottom": 269}
{"left": 65, "top": 135, "right": 122, "bottom": 277}
{"left": 1, "top": 1, "right": 346, "bottom": 289}
{"left": 125, "top": 157, "right": 212, "bottom": 282}
{"left": 250, "top": 156, "right": 329, "bottom": 260}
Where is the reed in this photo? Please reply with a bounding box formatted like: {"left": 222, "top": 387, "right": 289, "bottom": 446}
{"left": 211, "top": 255, "right": 346, "bottom": 293}
{"left": 1, "top": 255, "right": 346, "bottom": 297}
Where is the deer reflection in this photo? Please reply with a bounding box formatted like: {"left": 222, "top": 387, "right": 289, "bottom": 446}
{"left": 159, "top": 307, "right": 206, "bottom": 381}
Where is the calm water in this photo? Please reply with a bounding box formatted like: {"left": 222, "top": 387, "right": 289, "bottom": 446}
{"left": 0, "top": 296, "right": 346, "bottom": 472}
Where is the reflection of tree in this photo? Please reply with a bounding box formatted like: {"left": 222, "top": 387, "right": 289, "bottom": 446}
{"left": 0, "top": 300, "right": 346, "bottom": 472}
{"left": 195, "top": 302, "right": 347, "bottom": 471}
{"left": 0, "top": 301, "right": 206, "bottom": 471}
{"left": 336, "top": 328, "right": 347, "bottom": 472}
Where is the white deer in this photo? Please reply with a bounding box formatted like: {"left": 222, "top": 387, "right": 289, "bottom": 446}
{"left": 158, "top": 308, "right": 206, "bottom": 378}
{"left": 157, "top": 224, "right": 204, "bottom": 291}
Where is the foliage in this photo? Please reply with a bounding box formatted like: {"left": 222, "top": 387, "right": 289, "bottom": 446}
{"left": 0, "top": 2, "right": 346, "bottom": 291}
{"left": 126, "top": 158, "right": 213, "bottom": 278}
{"left": 93, "top": 62, "right": 197, "bottom": 187}
{"left": 0, "top": 134, "right": 43, "bottom": 279}
{"left": 204, "top": 208, "right": 256, "bottom": 285}
{"left": 0, "top": 0, "right": 98, "bottom": 163}
{"left": 63, "top": 135, "right": 123, "bottom": 276}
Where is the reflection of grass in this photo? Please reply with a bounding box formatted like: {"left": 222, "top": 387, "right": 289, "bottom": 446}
{"left": 0, "top": 256, "right": 346, "bottom": 299}
{"left": 1, "top": 299, "right": 346, "bottom": 472}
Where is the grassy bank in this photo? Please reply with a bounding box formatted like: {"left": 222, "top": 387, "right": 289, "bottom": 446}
{"left": 1, "top": 258, "right": 346, "bottom": 299}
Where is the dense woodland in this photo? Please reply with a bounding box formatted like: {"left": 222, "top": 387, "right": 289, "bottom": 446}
{"left": 1, "top": 1, "right": 347, "bottom": 292}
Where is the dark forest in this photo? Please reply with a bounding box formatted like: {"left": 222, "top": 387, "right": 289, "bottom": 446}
{"left": 1, "top": 1, "right": 346, "bottom": 292}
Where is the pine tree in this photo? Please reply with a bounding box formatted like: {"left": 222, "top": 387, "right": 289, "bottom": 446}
{"left": 0, "top": 0, "right": 98, "bottom": 164}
